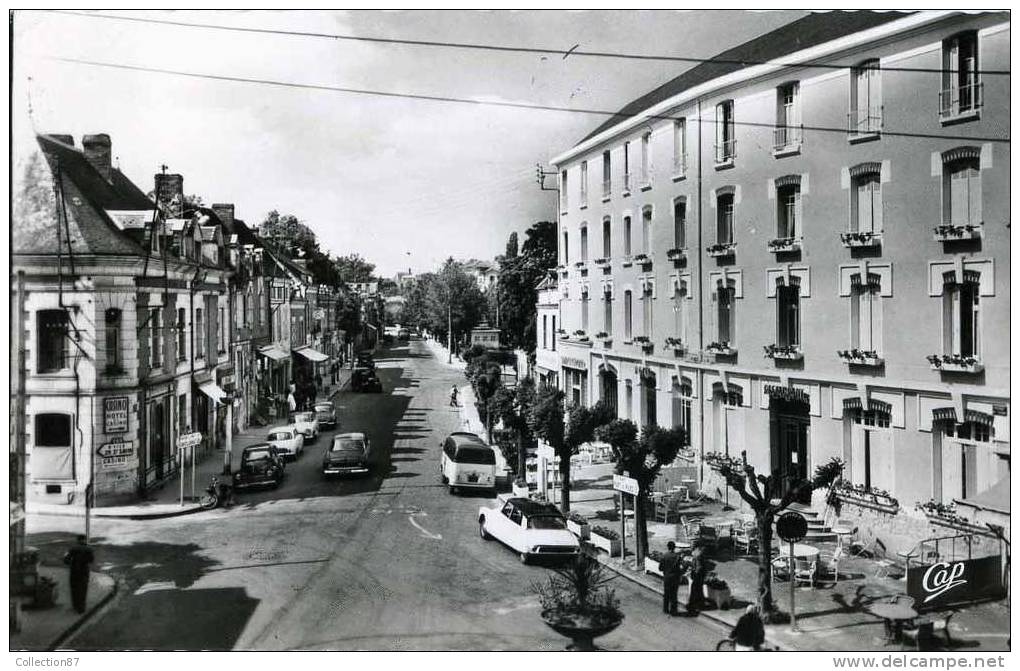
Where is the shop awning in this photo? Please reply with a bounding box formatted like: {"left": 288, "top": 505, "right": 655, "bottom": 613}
{"left": 198, "top": 380, "right": 228, "bottom": 405}
{"left": 258, "top": 345, "right": 289, "bottom": 362}
{"left": 294, "top": 346, "right": 329, "bottom": 363}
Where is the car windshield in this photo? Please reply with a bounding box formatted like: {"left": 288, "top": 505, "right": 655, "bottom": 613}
{"left": 315, "top": 404, "right": 333, "bottom": 413}
{"left": 268, "top": 432, "right": 291, "bottom": 441}
{"left": 293, "top": 412, "right": 314, "bottom": 422}
{"left": 454, "top": 446, "right": 495, "bottom": 465}
{"left": 331, "top": 439, "right": 365, "bottom": 453}
{"left": 527, "top": 515, "right": 567, "bottom": 530}
{"left": 244, "top": 448, "right": 272, "bottom": 463}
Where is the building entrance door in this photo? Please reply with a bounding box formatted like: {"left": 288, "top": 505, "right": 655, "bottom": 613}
{"left": 151, "top": 402, "right": 166, "bottom": 480}
{"left": 770, "top": 397, "right": 811, "bottom": 503}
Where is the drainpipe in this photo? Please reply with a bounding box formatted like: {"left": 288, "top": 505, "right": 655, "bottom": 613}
{"left": 696, "top": 98, "right": 706, "bottom": 486}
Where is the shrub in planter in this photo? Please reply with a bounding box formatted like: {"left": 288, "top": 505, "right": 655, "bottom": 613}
{"left": 534, "top": 554, "right": 624, "bottom": 651}
{"left": 589, "top": 525, "right": 622, "bottom": 556}
{"left": 566, "top": 512, "right": 590, "bottom": 539}
{"left": 704, "top": 573, "right": 732, "bottom": 610}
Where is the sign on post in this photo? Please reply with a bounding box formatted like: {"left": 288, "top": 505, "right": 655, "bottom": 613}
{"left": 612, "top": 473, "right": 639, "bottom": 496}
{"left": 176, "top": 432, "right": 203, "bottom": 449}
{"left": 776, "top": 511, "right": 808, "bottom": 632}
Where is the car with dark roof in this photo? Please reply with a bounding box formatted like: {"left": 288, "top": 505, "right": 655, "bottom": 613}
{"left": 314, "top": 401, "right": 338, "bottom": 430}
{"left": 440, "top": 432, "right": 496, "bottom": 495}
{"left": 478, "top": 495, "right": 580, "bottom": 564}
{"left": 351, "top": 367, "right": 383, "bottom": 393}
{"left": 232, "top": 444, "right": 285, "bottom": 490}
{"left": 322, "top": 432, "right": 371, "bottom": 477}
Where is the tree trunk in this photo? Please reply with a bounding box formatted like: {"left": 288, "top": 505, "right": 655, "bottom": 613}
{"left": 756, "top": 512, "right": 776, "bottom": 615}
{"left": 635, "top": 491, "right": 648, "bottom": 561}
{"left": 559, "top": 457, "right": 571, "bottom": 513}
{"left": 516, "top": 431, "right": 526, "bottom": 480}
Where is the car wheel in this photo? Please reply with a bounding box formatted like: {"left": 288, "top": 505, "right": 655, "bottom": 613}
{"left": 519, "top": 552, "right": 530, "bottom": 565}
{"left": 479, "top": 519, "right": 491, "bottom": 540}
{"left": 449, "top": 485, "right": 457, "bottom": 495}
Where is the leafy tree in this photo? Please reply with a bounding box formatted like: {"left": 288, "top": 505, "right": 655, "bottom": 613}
{"left": 596, "top": 421, "right": 685, "bottom": 561}
{"left": 490, "top": 377, "right": 536, "bottom": 478}
{"left": 425, "top": 259, "right": 487, "bottom": 349}
{"left": 490, "top": 222, "right": 557, "bottom": 353}
{"left": 505, "top": 231, "right": 519, "bottom": 259}
{"left": 334, "top": 253, "right": 377, "bottom": 283}
{"left": 705, "top": 451, "right": 843, "bottom": 620}
{"left": 259, "top": 210, "right": 317, "bottom": 255}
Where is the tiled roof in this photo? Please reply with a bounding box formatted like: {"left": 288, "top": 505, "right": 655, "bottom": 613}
{"left": 578, "top": 11, "right": 911, "bottom": 145}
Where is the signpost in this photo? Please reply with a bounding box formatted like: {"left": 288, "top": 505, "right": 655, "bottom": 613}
{"left": 776, "top": 511, "right": 808, "bottom": 632}
{"left": 176, "top": 433, "right": 202, "bottom": 507}
{"left": 614, "top": 473, "right": 640, "bottom": 564}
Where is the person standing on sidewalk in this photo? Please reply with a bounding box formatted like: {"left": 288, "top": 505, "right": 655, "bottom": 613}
{"left": 686, "top": 542, "right": 707, "bottom": 613}
{"left": 660, "top": 541, "right": 683, "bottom": 615}
{"left": 63, "top": 535, "right": 94, "bottom": 613}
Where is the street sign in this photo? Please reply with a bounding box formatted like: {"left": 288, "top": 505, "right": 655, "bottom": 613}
{"left": 103, "top": 397, "right": 129, "bottom": 433}
{"left": 776, "top": 511, "right": 808, "bottom": 542}
{"left": 613, "top": 473, "right": 639, "bottom": 496}
{"left": 176, "top": 432, "right": 203, "bottom": 449}
{"left": 96, "top": 441, "right": 133, "bottom": 459}
{"left": 536, "top": 443, "right": 556, "bottom": 460}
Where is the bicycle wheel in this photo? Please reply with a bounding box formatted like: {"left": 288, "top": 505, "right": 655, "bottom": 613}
{"left": 715, "top": 638, "right": 736, "bottom": 651}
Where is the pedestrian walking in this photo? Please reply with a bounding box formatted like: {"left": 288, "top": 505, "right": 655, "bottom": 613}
{"left": 449, "top": 385, "right": 459, "bottom": 407}
{"left": 660, "top": 541, "right": 683, "bottom": 615}
{"left": 687, "top": 543, "right": 708, "bottom": 613}
{"left": 287, "top": 390, "right": 297, "bottom": 413}
{"left": 730, "top": 604, "right": 766, "bottom": 651}
{"left": 63, "top": 535, "right": 94, "bottom": 613}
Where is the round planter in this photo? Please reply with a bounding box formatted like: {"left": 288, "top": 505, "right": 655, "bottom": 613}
{"left": 541, "top": 609, "right": 623, "bottom": 651}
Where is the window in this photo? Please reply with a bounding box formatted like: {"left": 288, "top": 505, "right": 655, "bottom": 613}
{"left": 623, "top": 141, "right": 631, "bottom": 191}
{"left": 941, "top": 33, "right": 980, "bottom": 118}
{"left": 32, "top": 413, "right": 73, "bottom": 480}
{"left": 149, "top": 307, "right": 162, "bottom": 368}
{"left": 603, "top": 289, "right": 613, "bottom": 335}
{"left": 624, "top": 290, "right": 633, "bottom": 340}
{"left": 777, "top": 183, "right": 801, "bottom": 238}
{"left": 717, "top": 283, "right": 735, "bottom": 344}
{"left": 942, "top": 273, "right": 981, "bottom": 358}
{"left": 851, "top": 60, "right": 882, "bottom": 135}
{"left": 776, "top": 282, "right": 801, "bottom": 348}
{"left": 717, "top": 193, "right": 734, "bottom": 244}
{"left": 602, "top": 150, "right": 611, "bottom": 197}
{"left": 177, "top": 308, "right": 187, "bottom": 360}
{"left": 640, "top": 131, "right": 652, "bottom": 186}
{"left": 542, "top": 315, "right": 548, "bottom": 349}
{"left": 580, "top": 225, "right": 588, "bottom": 261}
{"left": 673, "top": 198, "right": 686, "bottom": 249}
{"left": 672, "top": 380, "right": 692, "bottom": 445}
{"left": 850, "top": 170, "right": 882, "bottom": 233}
{"left": 551, "top": 316, "right": 556, "bottom": 352}
{"left": 945, "top": 421, "right": 991, "bottom": 443}
{"left": 642, "top": 285, "right": 653, "bottom": 337}
{"left": 195, "top": 308, "right": 204, "bottom": 358}
{"left": 641, "top": 373, "right": 656, "bottom": 428}
{"left": 580, "top": 160, "right": 588, "bottom": 207}
{"left": 103, "top": 308, "right": 122, "bottom": 371}
{"left": 715, "top": 100, "right": 735, "bottom": 163}
{"left": 641, "top": 207, "right": 652, "bottom": 255}
{"left": 581, "top": 288, "right": 589, "bottom": 332}
{"left": 560, "top": 170, "right": 568, "bottom": 210}
{"left": 673, "top": 119, "right": 686, "bottom": 175}
{"left": 673, "top": 282, "right": 687, "bottom": 344}
{"left": 775, "top": 82, "right": 801, "bottom": 150}
{"left": 943, "top": 155, "right": 982, "bottom": 226}
{"left": 37, "top": 310, "right": 69, "bottom": 373}
{"left": 623, "top": 216, "right": 632, "bottom": 256}
{"left": 850, "top": 277, "right": 883, "bottom": 353}
{"left": 602, "top": 218, "right": 611, "bottom": 257}
{"left": 562, "top": 231, "right": 569, "bottom": 265}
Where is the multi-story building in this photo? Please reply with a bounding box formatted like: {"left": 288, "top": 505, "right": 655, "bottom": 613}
{"left": 534, "top": 273, "right": 561, "bottom": 390}
{"left": 548, "top": 11, "right": 1009, "bottom": 551}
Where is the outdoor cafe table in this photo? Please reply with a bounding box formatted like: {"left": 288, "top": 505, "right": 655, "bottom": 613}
{"left": 867, "top": 602, "right": 919, "bottom": 643}
{"left": 777, "top": 543, "right": 820, "bottom": 560}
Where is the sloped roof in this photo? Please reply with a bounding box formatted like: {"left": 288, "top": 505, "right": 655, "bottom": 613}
{"left": 13, "top": 134, "right": 148, "bottom": 256}
{"left": 957, "top": 476, "right": 1010, "bottom": 514}
{"left": 579, "top": 11, "right": 911, "bottom": 144}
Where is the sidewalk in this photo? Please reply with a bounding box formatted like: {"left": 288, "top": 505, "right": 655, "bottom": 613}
{"left": 422, "top": 336, "right": 466, "bottom": 371}
{"left": 566, "top": 462, "right": 1010, "bottom": 652}
{"left": 10, "top": 565, "right": 118, "bottom": 651}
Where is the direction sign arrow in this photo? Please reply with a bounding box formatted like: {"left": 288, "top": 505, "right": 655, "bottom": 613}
{"left": 176, "top": 432, "right": 203, "bottom": 449}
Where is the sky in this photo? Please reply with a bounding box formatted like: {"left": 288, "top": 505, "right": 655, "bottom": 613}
{"left": 12, "top": 9, "right": 807, "bottom": 276}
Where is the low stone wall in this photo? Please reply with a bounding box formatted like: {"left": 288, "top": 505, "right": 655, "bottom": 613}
{"left": 834, "top": 501, "right": 1001, "bottom": 558}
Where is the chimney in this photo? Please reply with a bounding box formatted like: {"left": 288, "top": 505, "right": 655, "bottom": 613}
{"left": 153, "top": 173, "right": 184, "bottom": 218}
{"left": 82, "top": 134, "right": 112, "bottom": 182}
{"left": 212, "top": 203, "right": 235, "bottom": 230}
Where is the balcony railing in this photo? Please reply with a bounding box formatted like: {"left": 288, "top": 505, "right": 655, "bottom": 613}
{"left": 772, "top": 125, "right": 803, "bottom": 153}
{"left": 840, "top": 231, "right": 882, "bottom": 248}
{"left": 939, "top": 82, "right": 983, "bottom": 120}
{"left": 933, "top": 223, "right": 982, "bottom": 242}
{"left": 714, "top": 140, "right": 736, "bottom": 165}
{"left": 602, "top": 179, "right": 612, "bottom": 199}
{"left": 847, "top": 108, "right": 883, "bottom": 139}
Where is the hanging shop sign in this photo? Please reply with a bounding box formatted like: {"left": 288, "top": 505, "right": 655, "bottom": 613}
{"left": 907, "top": 556, "right": 1005, "bottom": 611}
{"left": 103, "top": 397, "right": 130, "bottom": 434}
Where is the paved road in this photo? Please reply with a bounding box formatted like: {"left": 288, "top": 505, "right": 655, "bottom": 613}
{"left": 28, "top": 338, "right": 726, "bottom": 651}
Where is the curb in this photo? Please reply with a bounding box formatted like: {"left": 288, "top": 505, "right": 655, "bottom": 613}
{"left": 48, "top": 573, "right": 120, "bottom": 651}
{"left": 28, "top": 504, "right": 206, "bottom": 520}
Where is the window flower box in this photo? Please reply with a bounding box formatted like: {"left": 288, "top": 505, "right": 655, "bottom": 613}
{"left": 595, "top": 332, "right": 612, "bottom": 348}
{"left": 589, "top": 526, "right": 621, "bottom": 556}
{"left": 916, "top": 500, "right": 995, "bottom": 537}
{"left": 632, "top": 336, "right": 653, "bottom": 353}
{"left": 767, "top": 237, "right": 801, "bottom": 253}
{"left": 572, "top": 330, "right": 590, "bottom": 343}
{"left": 556, "top": 265, "right": 567, "bottom": 272}
{"left": 840, "top": 231, "right": 882, "bottom": 248}
{"left": 666, "top": 248, "right": 686, "bottom": 262}
{"left": 764, "top": 344, "right": 802, "bottom": 361}
{"left": 927, "top": 354, "right": 983, "bottom": 374}
{"left": 706, "top": 242, "right": 736, "bottom": 258}
{"left": 665, "top": 338, "right": 685, "bottom": 356}
{"left": 574, "top": 261, "right": 587, "bottom": 269}
{"left": 621, "top": 256, "right": 633, "bottom": 268}
{"left": 566, "top": 513, "right": 590, "bottom": 540}
{"left": 633, "top": 253, "right": 652, "bottom": 267}
{"left": 594, "top": 257, "right": 611, "bottom": 267}
{"left": 933, "top": 223, "right": 982, "bottom": 242}
{"left": 832, "top": 482, "right": 900, "bottom": 515}
{"left": 706, "top": 341, "right": 736, "bottom": 357}
{"left": 837, "top": 349, "right": 883, "bottom": 367}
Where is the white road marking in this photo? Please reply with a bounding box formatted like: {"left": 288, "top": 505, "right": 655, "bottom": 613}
{"left": 133, "top": 581, "right": 176, "bottom": 595}
{"left": 408, "top": 513, "right": 442, "bottom": 540}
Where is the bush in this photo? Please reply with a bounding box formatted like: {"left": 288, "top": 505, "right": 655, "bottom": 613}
{"left": 567, "top": 511, "right": 588, "bottom": 525}
{"left": 590, "top": 526, "right": 620, "bottom": 541}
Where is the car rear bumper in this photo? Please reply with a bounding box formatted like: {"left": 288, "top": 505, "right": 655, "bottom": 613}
{"left": 452, "top": 481, "right": 495, "bottom": 490}
{"left": 323, "top": 466, "right": 369, "bottom": 475}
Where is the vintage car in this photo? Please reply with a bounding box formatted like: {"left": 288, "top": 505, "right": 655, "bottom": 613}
{"left": 397, "top": 328, "right": 410, "bottom": 341}
{"left": 322, "top": 432, "right": 372, "bottom": 477}
{"left": 478, "top": 496, "right": 580, "bottom": 564}
{"left": 266, "top": 427, "right": 305, "bottom": 460}
{"left": 233, "top": 444, "right": 286, "bottom": 490}
{"left": 355, "top": 352, "right": 375, "bottom": 369}
{"left": 288, "top": 411, "right": 320, "bottom": 443}
{"left": 351, "top": 368, "right": 383, "bottom": 393}
{"left": 314, "top": 401, "right": 338, "bottom": 430}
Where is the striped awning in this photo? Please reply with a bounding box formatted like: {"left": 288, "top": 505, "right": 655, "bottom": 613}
{"left": 932, "top": 407, "right": 958, "bottom": 423}
{"left": 964, "top": 410, "right": 994, "bottom": 426}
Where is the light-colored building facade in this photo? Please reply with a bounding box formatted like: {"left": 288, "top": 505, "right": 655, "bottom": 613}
{"left": 548, "top": 11, "right": 1009, "bottom": 551}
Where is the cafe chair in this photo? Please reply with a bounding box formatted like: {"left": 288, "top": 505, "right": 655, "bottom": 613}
{"left": 793, "top": 558, "right": 817, "bottom": 588}
{"left": 732, "top": 526, "right": 758, "bottom": 557}
{"left": 697, "top": 525, "right": 719, "bottom": 552}
{"left": 771, "top": 555, "right": 791, "bottom": 581}
{"left": 679, "top": 515, "right": 695, "bottom": 540}
{"left": 817, "top": 547, "right": 843, "bottom": 584}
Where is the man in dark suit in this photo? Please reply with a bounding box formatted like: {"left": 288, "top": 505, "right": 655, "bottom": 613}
{"left": 659, "top": 541, "right": 683, "bottom": 615}
{"left": 687, "top": 542, "right": 708, "bottom": 613}
{"left": 63, "top": 535, "right": 95, "bottom": 613}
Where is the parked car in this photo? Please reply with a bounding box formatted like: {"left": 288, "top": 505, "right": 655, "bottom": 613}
{"left": 355, "top": 352, "right": 375, "bottom": 369}
{"left": 351, "top": 368, "right": 383, "bottom": 393}
{"left": 266, "top": 427, "right": 305, "bottom": 460}
{"left": 322, "top": 432, "right": 372, "bottom": 477}
{"left": 397, "top": 328, "right": 410, "bottom": 341}
{"left": 233, "top": 444, "right": 286, "bottom": 490}
{"left": 440, "top": 432, "right": 496, "bottom": 495}
{"left": 314, "top": 401, "right": 338, "bottom": 430}
{"left": 289, "top": 411, "right": 320, "bottom": 443}
{"left": 478, "top": 495, "right": 580, "bottom": 564}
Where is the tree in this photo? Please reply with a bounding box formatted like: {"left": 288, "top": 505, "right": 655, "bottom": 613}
{"left": 259, "top": 210, "right": 317, "bottom": 255}
{"left": 490, "top": 377, "right": 536, "bottom": 479}
{"left": 426, "top": 259, "right": 487, "bottom": 348}
{"left": 505, "top": 231, "right": 519, "bottom": 259}
{"left": 705, "top": 451, "right": 843, "bottom": 620}
{"left": 334, "top": 253, "right": 377, "bottom": 283}
{"left": 597, "top": 421, "right": 685, "bottom": 561}
{"left": 494, "top": 221, "right": 557, "bottom": 353}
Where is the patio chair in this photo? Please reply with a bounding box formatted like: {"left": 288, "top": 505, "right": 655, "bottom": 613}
{"left": 817, "top": 547, "right": 843, "bottom": 584}
{"left": 679, "top": 515, "right": 694, "bottom": 539}
{"left": 793, "top": 558, "right": 817, "bottom": 588}
{"left": 697, "top": 525, "right": 719, "bottom": 552}
{"left": 732, "top": 526, "right": 758, "bottom": 557}
{"left": 771, "top": 555, "right": 791, "bottom": 581}
{"left": 653, "top": 495, "right": 679, "bottom": 523}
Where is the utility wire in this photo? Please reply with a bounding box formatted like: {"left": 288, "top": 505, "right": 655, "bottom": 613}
{"left": 48, "top": 56, "right": 1011, "bottom": 145}
{"left": 48, "top": 10, "right": 1011, "bottom": 76}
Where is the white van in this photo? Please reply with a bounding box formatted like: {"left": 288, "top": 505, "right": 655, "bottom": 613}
{"left": 440, "top": 432, "right": 497, "bottom": 495}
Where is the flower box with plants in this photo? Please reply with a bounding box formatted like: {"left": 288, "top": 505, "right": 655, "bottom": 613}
{"left": 664, "top": 337, "right": 685, "bottom": 355}
{"left": 706, "top": 341, "right": 736, "bottom": 356}
{"left": 666, "top": 247, "right": 686, "bottom": 262}
{"left": 704, "top": 574, "right": 732, "bottom": 609}
{"left": 535, "top": 554, "right": 624, "bottom": 651}
{"left": 933, "top": 223, "right": 982, "bottom": 242}
{"left": 767, "top": 237, "right": 800, "bottom": 253}
{"left": 633, "top": 253, "right": 652, "bottom": 266}
{"left": 594, "top": 331, "right": 612, "bottom": 348}
{"left": 574, "top": 261, "right": 587, "bottom": 269}
{"left": 837, "top": 349, "right": 883, "bottom": 366}
{"left": 839, "top": 231, "right": 882, "bottom": 248}
{"left": 594, "top": 257, "right": 611, "bottom": 267}
{"left": 706, "top": 242, "right": 737, "bottom": 257}
{"left": 556, "top": 264, "right": 567, "bottom": 272}
{"left": 572, "top": 330, "right": 590, "bottom": 343}
{"left": 566, "top": 512, "right": 590, "bottom": 539}
{"left": 588, "top": 526, "right": 621, "bottom": 556}
{"left": 832, "top": 481, "right": 900, "bottom": 514}
{"left": 763, "top": 344, "right": 803, "bottom": 361}
{"left": 644, "top": 550, "right": 665, "bottom": 578}
{"left": 621, "top": 256, "right": 633, "bottom": 268}
{"left": 916, "top": 500, "right": 993, "bottom": 536}
{"left": 927, "top": 354, "right": 983, "bottom": 373}
{"left": 513, "top": 478, "right": 530, "bottom": 498}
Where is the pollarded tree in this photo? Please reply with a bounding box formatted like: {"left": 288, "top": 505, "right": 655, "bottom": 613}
{"left": 489, "top": 377, "right": 536, "bottom": 479}
{"left": 705, "top": 451, "right": 843, "bottom": 621}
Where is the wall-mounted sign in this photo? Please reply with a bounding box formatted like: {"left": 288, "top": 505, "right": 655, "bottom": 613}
{"left": 104, "top": 397, "right": 130, "bottom": 434}
{"left": 561, "top": 357, "right": 587, "bottom": 370}
{"left": 98, "top": 441, "right": 133, "bottom": 469}
{"left": 907, "top": 556, "right": 1005, "bottom": 611}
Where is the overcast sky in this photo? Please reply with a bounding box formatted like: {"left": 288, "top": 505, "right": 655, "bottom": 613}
{"left": 13, "top": 9, "right": 806, "bottom": 276}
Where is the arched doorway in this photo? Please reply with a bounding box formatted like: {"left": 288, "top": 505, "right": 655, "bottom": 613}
{"left": 599, "top": 366, "right": 618, "bottom": 418}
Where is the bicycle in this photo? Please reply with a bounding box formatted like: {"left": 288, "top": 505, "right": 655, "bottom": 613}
{"left": 715, "top": 638, "right": 736, "bottom": 651}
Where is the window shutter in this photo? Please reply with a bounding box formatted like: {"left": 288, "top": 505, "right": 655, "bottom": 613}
{"left": 968, "top": 165, "right": 982, "bottom": 224}
{"left": 715, "top": 103, "right": 724, "bottom": 148}
{"left": 950, "top": 167, "right": 968, "bottom": 225}
{"left": 850, "top": 288, "right": 861, "bottom": 349}
{"left": 872, "top": 178, "right": 883, "bottom": 233}
{"left": 942, "top": 290, "right": 955, "bottom": 355}
{"left": 872, "top": 293, "right": 883, "bottom": 354}
{"left": 793, "top": 188, "right": 803, "bottom": 238}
